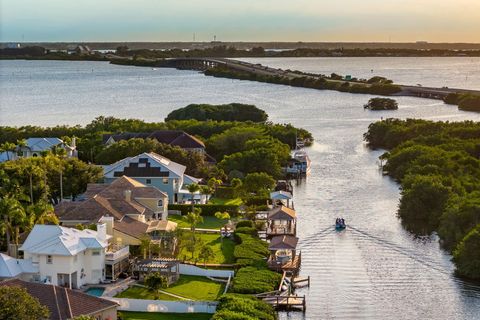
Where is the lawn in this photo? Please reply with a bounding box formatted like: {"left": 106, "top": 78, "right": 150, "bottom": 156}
{"left": 208, "top": 197, "right": 243, "bottom": 205}
{"left": 178, "top": 232, "right": 235, "bottom": 264}
{"left": 114, "top": 285, "right": 180, "bottom": 301}
{"left": 163, "top": 275, "right": 225, "bottom": 301}
{"left": 118, "top": 311, "right": 212, "bottom": 320}
{"left": 168, "top": 215, "right": 229, "bottom": 229}
{"left": 115, "top": 275, "right": 224, "bottom": 301}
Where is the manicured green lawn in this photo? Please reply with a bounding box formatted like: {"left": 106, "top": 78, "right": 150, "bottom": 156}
{"left": 119, "top": 311, "right": 212, "bottom": 320}
{"left": 178, "top": 232, "right": 235, "bottom": 264}
{"left": 208, "top": 197, "right": 243, "bottom": 205}
{"left": 114, "top": 285, "right": 180, "bottom": 301}
{"left": 115, "top": 276, "right": 224, "bottom": 301}
{"left": 168, "top": 215, "right": 229, "bottom": 229}
{"left": 163, "top": 275, "right": 225, "bottom": 301}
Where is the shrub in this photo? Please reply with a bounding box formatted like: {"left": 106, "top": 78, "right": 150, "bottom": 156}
{"left": 235, "top": 220, "right": 254, "bottom": 228}
{"left": 212, "top": 294, "right": 276, "bottom": 320}
{"left": 233, "top": 233, "right": 269, "bottom": 264}
{"left": 453, "top": 224, "right": 480, "bottom": 279}
{"left": 364, "top": 98, "right": 398, "bottom": 110}
{"left": 231, "top": 267, "right": 282, "bottom": 294}
{"left": 215, "top": 186, "right": 237, "bottom": 198}
{"left": 458, "top": 95, "right": 480, "bottom": 112}
{"left": 234, "top": 227, "right": 257, "bottom": 235}
{"left": 165, "top": 103, "right": 268, "bottom": 123}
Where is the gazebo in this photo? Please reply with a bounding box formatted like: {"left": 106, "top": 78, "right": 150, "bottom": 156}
{"left": 133, "top": 257, "right": 180, "bottom": 285}
{"left": 266, "top": 206, "right": 297, "bottom": 238}
{"left": 267, "top": 235, "right": 301, "bottom": 274}
{"left": 270, "top": 191, "right": 293, "bottom": 209}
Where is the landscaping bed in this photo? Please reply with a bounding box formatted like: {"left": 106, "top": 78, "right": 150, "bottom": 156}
{"left": 168, "top": 215, "right": 230, "bottom": 229}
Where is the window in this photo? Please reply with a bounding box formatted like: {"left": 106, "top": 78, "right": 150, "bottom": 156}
{"left": 146, "top": 179, "right": 151, "bottom": 184}
{"left": 45, "top": 276, "right": 52, "bottom": 283}
{"left": 163, "top": 178, "right": 169, "bottom": 185}
{"left": 158, "top": 199, "right": 163, "bottom": 207}
{"left": 92, "top": 250, "right": 100, "bottom": 256}
{"left": 46, "top": 255, "right": 52, "bottom": 264}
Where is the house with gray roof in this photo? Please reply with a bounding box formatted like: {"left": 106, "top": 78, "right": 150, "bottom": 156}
{"left": 0, "top": 137, "right": 77, "bottom": 163}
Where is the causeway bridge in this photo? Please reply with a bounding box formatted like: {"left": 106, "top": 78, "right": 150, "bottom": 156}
{"left": 162, "top": 57, "right": 480, "bottom": 100}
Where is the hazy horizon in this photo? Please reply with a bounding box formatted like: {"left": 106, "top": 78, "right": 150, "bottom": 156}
{"left": 1, "top": 0, "right": 480, "bottom": 43}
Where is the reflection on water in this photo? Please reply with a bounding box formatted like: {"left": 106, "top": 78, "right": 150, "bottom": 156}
{"left": 1, "top": 59, "right": 480, "bottom": 319}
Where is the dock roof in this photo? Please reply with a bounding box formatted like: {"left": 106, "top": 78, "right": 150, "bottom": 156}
{"left": 268, "top": 206, "right": 296, "bottom": 220}
{"left": 269, "top": 235, "right": 299, "bottom": 250}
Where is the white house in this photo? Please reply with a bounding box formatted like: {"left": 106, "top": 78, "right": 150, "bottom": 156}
{"left": 18, "top": 224, "right": 124, "bottom": 288}
{"left": 0, "top": 137, "right": 77, "bottom": 163}
{"left": 103, "top": 152, "right": 205, "bottom": 204}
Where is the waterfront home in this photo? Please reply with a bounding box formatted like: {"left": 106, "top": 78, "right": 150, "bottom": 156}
{"left": 55, "top": 176, "right": 177, "bottom": 248}
{"left": 0, "top": 137, "right": 77, "bottom": 163}
{"left": 0, "top": 278, "right": 118, "bottom": 320}
{"left": 267, "top": 235, "right": 301, "bottom": 274}
{"left": 19, "top": 223, "right": 129, "bottom": 288}
{"left": 266, "top": 206, "right": 297, "bottom": 238}
{"left": 103, "top": 152, "right": 206, "bottom": 204}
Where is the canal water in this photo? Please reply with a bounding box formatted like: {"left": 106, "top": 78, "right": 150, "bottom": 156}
{"left": 1, "top": 58, "right": 480, "bottom": 319}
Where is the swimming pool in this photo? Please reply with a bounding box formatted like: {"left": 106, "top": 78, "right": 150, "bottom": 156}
{"left": 85, "top": 287, "right": 105, "bottom": 297}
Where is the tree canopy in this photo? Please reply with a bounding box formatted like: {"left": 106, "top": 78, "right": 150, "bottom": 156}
{"left": 0, "top": 286, "right": 50, "bottom": 320}
{"left": 165, "top": 103, "right": 268, "bottom": 123}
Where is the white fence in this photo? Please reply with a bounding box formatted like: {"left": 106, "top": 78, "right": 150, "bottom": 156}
{"left": 107, "top": 297, "right": 218, "bottom": 313}
{"left": 179, "top": 264, "right": 234, "bottom": 278}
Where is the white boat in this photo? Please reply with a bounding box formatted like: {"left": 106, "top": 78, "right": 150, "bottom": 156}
{"left": 285, "top": 138, "right": 311, "bottom": 176}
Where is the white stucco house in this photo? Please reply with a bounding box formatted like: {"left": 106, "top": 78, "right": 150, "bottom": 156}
{"left": 18, "top": 223, "right": 125, "bottom": 288}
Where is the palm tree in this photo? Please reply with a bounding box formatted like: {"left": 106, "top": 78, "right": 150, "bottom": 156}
{"left": 0, "top": 196, "right": 27, "bottom": 251}
{"left": 0, "top": 142, "right": 16, "bottom": 161}
{"left": 208, "top": 177, "right": 222, "bottom": 195}
{"left": 139, "top": 235, "right": 152, "bottom": 259}
{"left": 25, "top": 200, "right": 59, "bottom": 226}
{"left": 183, "top": 208, "right": 203, "bottom": 235}
{"left": 186, "top": 183, "right": 201, "bottom": 213}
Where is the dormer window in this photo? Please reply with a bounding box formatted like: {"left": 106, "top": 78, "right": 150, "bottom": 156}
{"left": 146, "top": 179, "right": 151, "bottom": 184}
{"left": 46, "top": 255, "right": 52, "bottom": 264}
{"left": 158, "top": 200, "right": 163, "bottom": 207}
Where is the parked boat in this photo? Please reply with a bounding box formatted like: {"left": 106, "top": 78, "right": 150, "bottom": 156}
{"left": 286, "top": 150, "right": 311, "bottom": 175}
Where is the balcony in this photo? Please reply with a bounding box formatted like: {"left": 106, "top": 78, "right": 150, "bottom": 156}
{"left": 266, "top": 224, "right": 296, "bottom": 236}
{"left": 105, "top": 245, "right": 129, "bottom": 262}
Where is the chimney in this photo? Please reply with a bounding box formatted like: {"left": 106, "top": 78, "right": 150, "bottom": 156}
{"left": 99, "top": 215, "right": 114, "bottom": 235}
{"left": 96, "top": 223, "right": 107, "bottom": 242}
{"left": 124, "top": 189, "right": 132, "bottom": 202}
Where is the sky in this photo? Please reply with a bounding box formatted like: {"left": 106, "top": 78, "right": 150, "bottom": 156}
{"left": 1, "top": 0, "right": 480, "bottom": 43}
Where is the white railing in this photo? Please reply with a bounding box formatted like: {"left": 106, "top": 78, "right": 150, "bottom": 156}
{"left": 106, "top": 245, "right": 129, "bottom": 261}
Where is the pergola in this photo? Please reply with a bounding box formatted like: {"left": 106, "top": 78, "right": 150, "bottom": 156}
{"left": 133, "top": 257, "right": 180, "bottom": 285}
{"left": 268, "top": 235, "right": 300, "bottom": 272}
{"left": 267, "top": 206, "right": 297, "bottom": 237}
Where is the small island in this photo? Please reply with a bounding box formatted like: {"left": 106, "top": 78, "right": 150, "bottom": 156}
{"left": 364, "top": 98, "right": 399, "bottom": 110}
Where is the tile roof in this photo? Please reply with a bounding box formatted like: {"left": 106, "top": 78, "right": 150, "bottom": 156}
{"left": 147, "top": 220, "right": 178, "bottom": 233}
{"left": 269, "top": 235, "right": 299, "bottom": 250}
{"left": 20, "top": 225, "right": 108, "bottom": 256}
{"left": 114, "top": 215, "right": 149, "bottom": 239}
{"left": 0, "top": 279, "right": 117, "bottom": 320}
{"left": 268, "top": 206, "right": 296, "bottom": 220}
{"left": 56, "top": 176, "right": 167, "bottom": 223}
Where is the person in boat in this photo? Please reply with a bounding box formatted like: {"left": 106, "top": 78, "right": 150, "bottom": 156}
{"left": 341, "top": 218, "right": 346, "bottom": 226}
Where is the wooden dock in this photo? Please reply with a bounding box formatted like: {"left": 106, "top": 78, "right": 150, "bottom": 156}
{"left": 263, "top": 294, "right": 306, "bottom": 311}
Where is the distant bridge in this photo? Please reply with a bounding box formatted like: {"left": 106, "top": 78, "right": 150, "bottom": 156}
{"left": 162, "top": 57, "right": 480, "bottom": 100}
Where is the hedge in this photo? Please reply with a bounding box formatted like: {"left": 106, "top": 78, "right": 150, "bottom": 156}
{"left": 168, "top": 204, "right": 239, "bottom": 216}
{"left": 212, "top": 294, "right": 276, "bottom": 320}
{"left": 231, "top": 267, "right": 282, "bottom": 294}
{"left": 235, "top": 220, "right": 254, "bottom": 228}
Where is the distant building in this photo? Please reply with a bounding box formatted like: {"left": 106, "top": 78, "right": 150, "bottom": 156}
{"left": 103, "top": 130, "right": 207, "bottom": 154}
{"left": 103, "top": 152, "right": 205, "bottom": 204}
{"left": 0, "top": 278, "right": 118, "bottom": 320}
{"left": 5, "top": 43, "right": 21, "bottom": 49}
{"left": 67, "top": 45, "right": 92, "bottom": 55}
{"left": 0, "top": 137, "right": 77, "bottom": 163}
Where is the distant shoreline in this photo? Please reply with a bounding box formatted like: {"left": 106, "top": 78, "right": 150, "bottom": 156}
{"left": 2, "top": 41, "right": 480, "bottom": 51}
